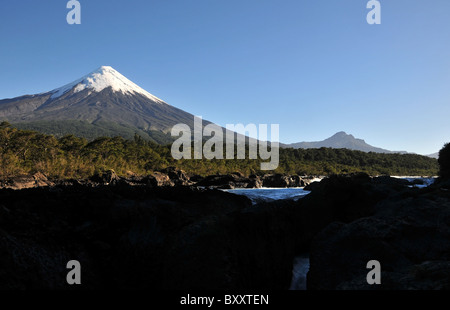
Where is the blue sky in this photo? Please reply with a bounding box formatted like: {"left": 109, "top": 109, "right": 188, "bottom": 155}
{"left": 0, "top": 0, "right": 449, "bottom": 155}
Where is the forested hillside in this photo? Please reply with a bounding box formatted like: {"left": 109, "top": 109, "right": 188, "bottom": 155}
{"left": 0, "top": 122, "right": 439, "bottom": 179}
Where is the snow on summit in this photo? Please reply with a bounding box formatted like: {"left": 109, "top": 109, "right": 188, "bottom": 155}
{"left": 50, "top": 66, "right": 164, "bottom": 102}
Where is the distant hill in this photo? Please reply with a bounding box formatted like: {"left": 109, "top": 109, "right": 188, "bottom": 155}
{"left": 284, "top": 131, "right": 407, "bottom": 154}
{"left": 426, "top": 152, "right": 439, "bottom": 159}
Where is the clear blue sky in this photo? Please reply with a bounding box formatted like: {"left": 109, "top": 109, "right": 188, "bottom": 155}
{"left": 1, "top": 0, "right": 449, "bottom": 155}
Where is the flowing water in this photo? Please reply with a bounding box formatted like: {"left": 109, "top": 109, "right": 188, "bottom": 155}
{"left": 224, "top": 187, "right": 311, "bottom": 205}
{"left": 289, "top": 255, "right": 310, "bottom": 290}
{"left": 222, "top": 177, "right": 436, "bottom": 290}
{"left": 223, "top": 187, "right": 312, "bottom": 290}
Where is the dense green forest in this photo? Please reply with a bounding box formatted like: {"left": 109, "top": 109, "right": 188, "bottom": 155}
{"left": 0, "top": 122, "right": 439, "bottom": 179}
{"left": 14, "top": 120, "right": 174, "bottom": 144}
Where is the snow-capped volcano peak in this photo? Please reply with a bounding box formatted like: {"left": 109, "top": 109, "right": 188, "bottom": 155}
{"left": 50, "top": 66, "right": 164, "bottom": 103}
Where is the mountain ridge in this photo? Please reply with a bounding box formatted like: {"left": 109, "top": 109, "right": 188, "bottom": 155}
{"left": 284, "top": 131, "right": 408, "bottom": 154}
{"left": 426, "top": 152, "right": 439, "bottom": 159}
{"left": 0, "top": 67, "right": 432, "bottom": 155}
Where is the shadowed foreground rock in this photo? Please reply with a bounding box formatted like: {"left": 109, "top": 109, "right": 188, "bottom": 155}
{"left": 306, "top": 176, "right": 450, "bottom": 290}
{"left": 0, "top": 184, "right": 311, "bottom": 290}
{"left": 1, "top": 172, "right": 447, "bottom": 290}
{"left": 0, "top": 169, "right": 315, "bottom": 191}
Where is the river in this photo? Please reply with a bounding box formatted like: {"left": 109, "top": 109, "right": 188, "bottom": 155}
{"left": 224, "top": 187, "right": 311, "bottom": 205}
{"left": 223, "top": 187, "right": 312, "bottom": 290}
{"left": 222, "top": 176, "right": 437, "bottom": 290}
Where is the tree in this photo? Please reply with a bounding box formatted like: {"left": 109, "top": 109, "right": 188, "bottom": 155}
{"left": 0, "top": 121, "right": 12, "bottom": 129}
{"left": 59, "top": 135, "right": 87, "bottom": 153}
{"left": 438, "top": 143, "right": 450, "bottom": 179}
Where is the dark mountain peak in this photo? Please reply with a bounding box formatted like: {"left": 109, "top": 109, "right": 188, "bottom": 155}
{"left": 327, "top": 131, "right": 359, "bottom": 142}
{"left": 285, "top": 132, "right": 399, "bottom": 154}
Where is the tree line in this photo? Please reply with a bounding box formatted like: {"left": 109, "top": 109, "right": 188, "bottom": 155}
{"left": 0, "top": 122, "right": 439, "bottom": 179}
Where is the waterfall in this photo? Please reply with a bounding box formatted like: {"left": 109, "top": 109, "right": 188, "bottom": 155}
{"left": 289, "top": 255, "right": 310, "bottom": 290}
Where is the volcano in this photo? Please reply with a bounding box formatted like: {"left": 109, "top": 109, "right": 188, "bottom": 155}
{"left": 0, "top": 66, "right": 200, "bottom": 142}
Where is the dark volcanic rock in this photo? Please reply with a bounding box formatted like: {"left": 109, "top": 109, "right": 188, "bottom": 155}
{"left": 299, "top": 173, "right": 386, "bottom": 224}
{"left": 372, "top": 175, "right": 411, "bottom": 187}
{"left": 262, "top": 174, "right": 307, "bottom": 188}
{"left": 0, "top": 172, "right": 55, "bottom": 190}
{"left": 262, "top": 174, "right": 290, "bottom": 188}
{"left": 306, "top": 175, "right": 450, "bottom": 290}
{"left": 411, "top": 179, "right": 425, "bottom": 185}
{"left": 0, "top": 184, "right": 306, "bottom": 290}
{"left": 189, "top": 175, "right": 204, "bottom": 183}
{"left": 303, "top": 181, "right": 321, "bottom": 192}
{"left": 142, "top": 172, "right": 175, "bottom": 187}
{"left": 195, "top": 174, "right": 250, "bottom": 189}
{"left": 194, "top": 173, "right": 308, "bottom": 189}
{"left": 158, "top": 167, "right": 192, "bottom": 186}
{"left": 90, "top": 169, "right": 120, "bottom": 185}
{"left": 2, "top": 171, "right": 445, "bottom": 290}
{"left": 247, "top": 175, "right": 263, "bottom": 189}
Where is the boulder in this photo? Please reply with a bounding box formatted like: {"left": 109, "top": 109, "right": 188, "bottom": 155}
{"left": 261, "top": 174, "right": 307, "bottom": 188}
{"left": 159, "top": 167, "right": 191, "bottom": 186}
{"left": 262, "top": 174, "right": 290, "bottom": 188}
{"left": 372, "top": 175, "right": 411, "bottom": 187}
{"left": 195, "top": 174, "right": 250, "bottom": 189}
{"left": 90, "top": 169, "right": 120, "bottom": 185}
{"left": 143, "top": 172, "right": 175, "bottom": 187}
{"left": 189, "top": 175, "right": 204, "bottom": 183}
{"left": 1, "top": 172, "right": 54, "bottom": 190}
{"left": 247, "top": 175, "right": 263, "bottom": 189}
{"left": 291, "top": 175, "right": 307, "bottom": 187}
{"left": 304, "top": 181, "right": 321, "bottom": 192}
{"left": 307, "top": 176, "right": 450, "bottom": 290}
{"left": 411, "top": 178, "right": 425, "bottom": 185}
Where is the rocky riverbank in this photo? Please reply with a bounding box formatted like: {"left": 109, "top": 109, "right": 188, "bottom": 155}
{"left": 0, "top": 168, "right": 318, "bottom": 190}
{"left": 0, "top": 182, "right": 311, "bottom": 289}
{"left": 0, "top": 170, "right": 448, "bottom": 290}
{"left": 306, "top": 175, "right": 450, "bottom": 290}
